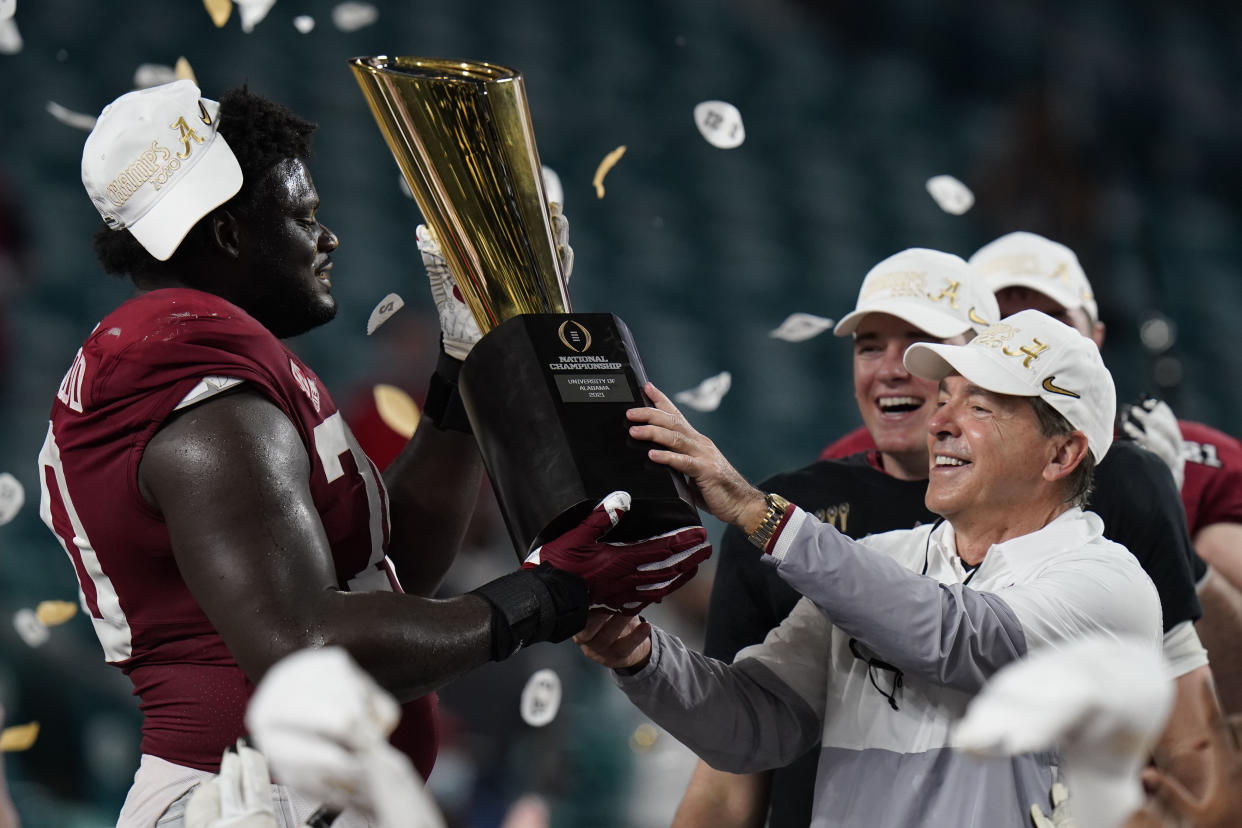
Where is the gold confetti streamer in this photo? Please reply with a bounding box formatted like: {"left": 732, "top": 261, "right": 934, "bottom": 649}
{"left": 373, "top": 385, "right": 420, "bottom": 439}
{"left": 174, "top": 56, "right": 197, "bottom": 84}
{"left": 204, "top": 0, "right": 233, "bottom": 28}
{"left": 592, "top": 145, "right": 626, "bottom": 199}
{"left": 0, "top": 721, "right": 38, "bottom": 752}
{"left": 35, "top": 600, "right": 77, "bottom": 627}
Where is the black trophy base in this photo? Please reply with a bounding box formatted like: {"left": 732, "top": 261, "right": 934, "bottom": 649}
{"left": 458, "top": 313, "right": 701, "bottom": 558}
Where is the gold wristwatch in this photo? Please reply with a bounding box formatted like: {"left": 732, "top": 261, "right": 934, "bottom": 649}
{"left": 747, "top": 492, "right": 791, "bottom": 551}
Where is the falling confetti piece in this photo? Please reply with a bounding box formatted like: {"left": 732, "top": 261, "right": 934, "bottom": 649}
{"left": 593, "top": 145, "right": 626, "bottom": 199}
{"left": 674, "top": 371, "right": 731, "bottom": 412}
{"left": 769, "top": 313, "right": 835, "bottom": 342}
{"left": 0, "top": 473, "right": 22, "bottom": 525}
{"left": 174, "top": 56, "right": 196, "bottom": 84}
{"left": 36, "top": 600, "right": 77, "bottom": 627}
{"left": 0, "top": 17, "right": 21, "bottom": 54}
{"left": 366, "top": 293, "right": 405, "bottom": 335}
{"left": 236, "top": 0, "right": 276, "bottom": 32}
{"left": 45, "top": 101, "right": 96, "bottom": 131}
{"left": 13, "top": 608, "right": 49, "bottom": 648}
{"left": 397, "top": 174, "right": 414, "bottom": 200}
{"left": 0, "top": 0, "right": 14, "bottom": 22}
{"left": 373, "top": 384, "right": 420, "bottom": 439}
{"left": 331, "top": 2, "right": 378, "bottom": 32}
{"left": 293, "top": 15, "right": 315, "bottom": 33}
{"left": 0, "top": 722, "right": 38, "bottom": 752}
{"left": 133, "top": 63, "right": 177, "bottom": 89}
{"left": 520, "top": 668, "right": 562, "bottom": 727}
{"left": 541, "top": 165, "right": 563, "bottom": 209}
{"left": 693, "top": 100, "right": 746, "bottom": 149}
{"left": 629, "top": 722, "right": 659, "bottom": 752}
{"left": 203, "top": 0, "right": 233, "bottom": 28}
{"left": 925, "top": 175, "right": 974, "bottom": 216}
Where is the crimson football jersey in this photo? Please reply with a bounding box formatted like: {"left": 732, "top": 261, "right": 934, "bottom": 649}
{"left": 38, "top": 288, "right": 438, "bottom": 776}
{"left": 819, "top": 425, "right": 875, "bottom": 460}
{"left": 1179, "top": 420, "right": 1242, "bottom": 536}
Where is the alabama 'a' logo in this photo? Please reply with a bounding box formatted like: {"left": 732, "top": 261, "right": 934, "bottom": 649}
{"left": 290, "top": 359, "right": 321, "bottom": 413}
{"left": 558, "top": 320, "right": 592, "bottom": 353}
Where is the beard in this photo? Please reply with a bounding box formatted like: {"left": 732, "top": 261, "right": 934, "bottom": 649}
{"left": 239, "top": 272, "right": 338, "bottom": 339}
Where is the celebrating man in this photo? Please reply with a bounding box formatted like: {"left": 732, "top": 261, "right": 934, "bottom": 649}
{"left": 580, "top": 310, "right": 1161, "bottom": 827}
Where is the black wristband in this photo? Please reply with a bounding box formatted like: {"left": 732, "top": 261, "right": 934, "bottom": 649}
{"left": 470, "top": 564, "right": 589, "bottom": 661}
{"left": 422, "top": 347, "right": 472, "bottom": 433}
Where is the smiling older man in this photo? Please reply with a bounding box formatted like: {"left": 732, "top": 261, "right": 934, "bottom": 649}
{"left": 577, "top": 309, "right": 1162, "bottom": 828}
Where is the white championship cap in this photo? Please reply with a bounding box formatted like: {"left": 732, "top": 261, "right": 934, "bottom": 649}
{"left": 833, "top": 248, "right": 1000, "bottom": 339}
{"left": 904, "top": 309, "right": 1116, "bottom": 462}
{"left": 969, "top": 231, "right": 1099, "bottom": 324}
{"left": 81, "top": 79, "right": 243, "bottom": 261}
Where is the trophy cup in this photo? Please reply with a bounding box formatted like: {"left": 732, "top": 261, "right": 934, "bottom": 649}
{"left": 349, "top": 56, "right": 700, "bottom": 557}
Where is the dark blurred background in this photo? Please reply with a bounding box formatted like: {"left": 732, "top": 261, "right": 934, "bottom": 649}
{"left": 0, "top": 1, "right": 1238, "bottom": 825}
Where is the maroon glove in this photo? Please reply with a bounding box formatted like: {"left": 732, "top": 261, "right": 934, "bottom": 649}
{"left": 523, "top": 491, "right": 711, "bottom": 615}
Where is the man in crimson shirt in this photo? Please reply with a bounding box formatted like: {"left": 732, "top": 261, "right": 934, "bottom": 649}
{"left": 41, "top": 81, "right": 708, "bottom": 827}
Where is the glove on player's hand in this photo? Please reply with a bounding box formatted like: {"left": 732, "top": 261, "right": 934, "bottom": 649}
{"left": 184, "top": 740, "right": 277, "bottom": 828}
{"left": 524, "top": 490, "right": 711, "bottom": 615}
{"left": 418, "top": 202, "right": 573, "bottom": 361}
{"left": 1121, "top": 396, "right": 1185, "bottom": 490}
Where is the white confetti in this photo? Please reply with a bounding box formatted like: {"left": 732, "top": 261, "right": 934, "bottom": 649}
{"left": 693, "top": 100, "right": 745, "bottom": 150}
{"left": 0, "top": 0, "right": 14, "bottom": 22}
{"left": 0, "top": 473, "right": 24, "bottom": 525}
{"left": 46, "top": 101, "right": 96, "bottom": 131}
{"left": 925, "top": 175, "right": 975, "bottom": 216}
{"left": 13, "top": 609, "right": 49, "bottom": 648}
{"left": 293, "top": 14, "right": 315, "bottom": 33}
{"left": 236, "top": 0, "right": 276, "bottom": 32}
{"left": 331, "top": 2, "right": 378, "bottom": 32}
{"left": 541, "top": 166, "right": 563, "bottom": 209}
{"left": 519, "top": 668, "right": 562, "bottom": 728}
{"left": 769, "top": 313, "right": 835, "bottom": 342}
{"left": 366, "top": 293, "right": 405, "bottom": 335}
{"left": 674, "top": 371, "right": 732, "bottom": 412}
{"left": 133, "top": 63, "right": 178, "bottom": 90}
{"left": 397, "top": 174, "right": 413, "bottom": 200}
{"left": 0, "top": 17, "right": 22, "bottom": 54}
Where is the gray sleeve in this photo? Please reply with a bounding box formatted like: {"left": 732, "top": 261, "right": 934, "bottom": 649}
{"left": 772, "top": 514, "right": 1027, "bottom": 692}
{"left": 612, "top": 626, "right": 821, "bottom": 773}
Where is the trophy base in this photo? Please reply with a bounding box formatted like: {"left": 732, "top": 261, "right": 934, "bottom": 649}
{"left": 458, "top": 313, "right": 702, "bottom": 559}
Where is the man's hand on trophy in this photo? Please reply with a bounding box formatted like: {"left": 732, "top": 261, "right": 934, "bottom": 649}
{"left": 524, "top": 490, "right": 711, "bottom": 615}
{"left": 416, "top": 206, "right": 573, "bottom": 362}
{"left": 627, "top": 382, "right": 768, "bottom": 532}
{"left": 416, "top": 224, "right": 484, "bottom": 361}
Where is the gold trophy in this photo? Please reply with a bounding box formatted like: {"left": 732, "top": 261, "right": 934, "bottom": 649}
{"left": 350, "top": 56, "right": 699, "bottom": 556}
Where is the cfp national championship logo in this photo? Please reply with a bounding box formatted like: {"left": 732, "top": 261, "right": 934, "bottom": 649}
{"left": 557, "top": 320, "right": 592, "bottom": 353}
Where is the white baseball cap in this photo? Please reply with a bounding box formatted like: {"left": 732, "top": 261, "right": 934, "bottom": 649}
{"left": 81, "top": 80, "right": 243, "bottom": 261}
{"left": 833, "top": 248, "right": 1000, "bottom": 339}
{"left": 904, "top": 309, "right": 1116, "bottom": 462}
{"left": 969, "top": 231, "right": 1099, "bottom": 324}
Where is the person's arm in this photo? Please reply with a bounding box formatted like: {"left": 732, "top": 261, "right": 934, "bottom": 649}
{"left": 1195, "top": 568, "right": 1242, "bottom": 716}
{"left": 1155, "top": 662, "right": 1220, "bottom": 800}
{"left": 1196, "top": 523, "right": 1242, "bottom": 594}
{"left": 575, "top": 606, "right": 824, "bottom": 774}
{"left": 671, "top": 761, "right": 769, "bottom": 828}
{"left": 381, "top": 352, "right": 483, "bottom": 597}
{"left": 140, "top": 390, "right": 564, "bottom": 699}
{"left": 628, "top": 382, "right": 1161, "bottom": 690}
